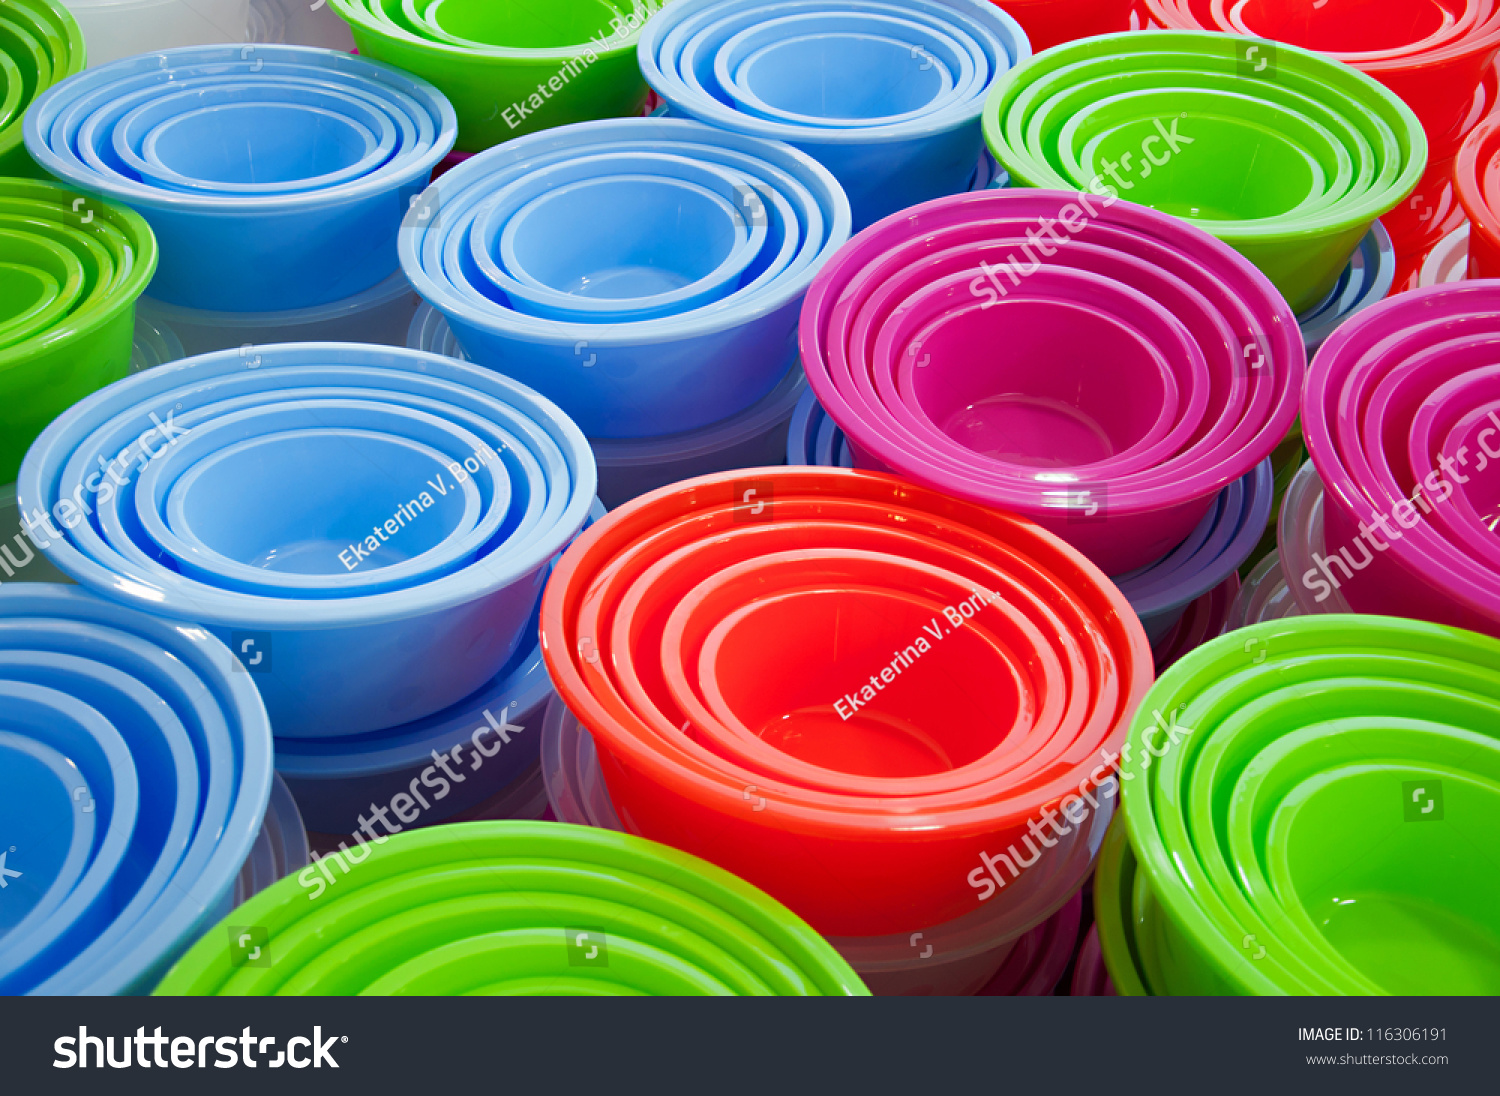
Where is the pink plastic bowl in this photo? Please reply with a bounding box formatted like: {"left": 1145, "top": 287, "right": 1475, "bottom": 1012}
{"left": 1304, "top": 281, "right": 1500, "bottom": 636}
{"left": 801, "top": 189, "right": 1304, "bottom": 573}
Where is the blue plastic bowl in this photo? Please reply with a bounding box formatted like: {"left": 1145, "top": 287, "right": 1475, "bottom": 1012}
{"left": 715, "top": 13, "right": 975, "bottom": 129}
{"left": 0, "top": 731, "right": 97, "bottom": 940}
{"left": 132, "top": 400, "right": 513, "bottom": 597}
{"left": 401, "top": 116, "right": 849, "bottom": 438}
{"left": 274, "top": 497, "right": 604, "bottom": 835}
{"left": 474, "top": 155, "right": 769, "bottom": 322}
{"left": 17, "top": 343, "right": 596, "bottom": 740}
{"left": 0, "top": 584, "right": 272, "bottom": 996}
{"left": 126, "top": 95, "right": 394, "bottom": 196}
{"left": 639, "top": 0, "right": 1029, "bottom": 229}
{"left": 1297, "top": 220, "right": 1396, "bottom": 354}
{"left": 24, "top": 46, "right": 457, "bottom": 311}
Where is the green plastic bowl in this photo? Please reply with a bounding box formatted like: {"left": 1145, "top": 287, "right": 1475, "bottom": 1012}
{"left": 1229, "top": 718, "right": 1500, "bottom": 995}
{"left": 153, "top": 820, "right": 869, "bottom": 996}
{"left": 1121, "top": 614, "right": 1500, "bottom": 995}
{"left": 983, "top": 30, "right": 1426, "bottom": 312}
{"left": 0, "top": 178, "right": 157, "bottom": 483}
{"left": 0, "top": 0, "right": 84, "bottom": 178}
{"left": 329, "top": 0, "right": 653, "bottom": 151}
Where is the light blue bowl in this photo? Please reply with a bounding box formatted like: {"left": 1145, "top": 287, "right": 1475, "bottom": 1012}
{"left": 132, "top": 399, "right": 512, "bottom": 597}
{"left": 715, "top": 13, "right": 975, "bottom": 130}
{"left": 0, "top": 584, "right": 273, "bottom": 996}
{"left": 17, "top": 343, "right": 596, "bottom": 740}
{"left": 400, "top": 116, "right": 850, "bottom": 438}
{"left": 474, "top": 155, "right": 768, "bottom": 323}
{"left": 124, "top": 93, "right": 395, "bottom": 196}
{"left": 274, "top": 497, "right": 605, "bottom": 835}
{"left": 0, "top": 732, "right": 96, "bottom": 940}
{"left": 640, "top": 0, "right": 1029, "bottom": 229}
{"left": 24, "top": 45, "right": 457, "bottom": 312}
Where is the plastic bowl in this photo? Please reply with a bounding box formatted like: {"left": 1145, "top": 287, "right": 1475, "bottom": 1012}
{"left": 0, "top": 178, "right": 158, "bottom": 484}
{"left": 0, "top": 0, "right": 84, "bottom": 178}
{"left": 990, "top": 0, "right": 1134, "bottom": 52}
{"left": 154, "top": 820, "right": 870, "bottom": 996}
{"left": 639, "top": 0, "right": 1031, "bottom": 229}
{"left": 1420, "top": 222, "right": 1471, "bottom": 284}
{"left": 540, "top": 467, "right": 1152, "bottom": 936}
{"left": 24, "top": 44, "right": 457, "bottom": 312}
{"left": 231, "top": 772, "right": 310, "bottom": 908}
{"left": 1298, "top": 220, "right": 1397, "bottom": 352}
{"left": 17, "top": 342, "right": 596, "bottom": 740}
{"left": 800, "top": 188, "right": 1304, "bottom": 574}
{"left": 983, "top": 32, "right": 1428, "bottom": 313}
{"left": 1119, "top": 615, "right": 1500, "bottom": 994}
{"left": 0, "top": 583, "right": 273, "bottom": 995}
{"left": 328, "top": 0, "right": 653, "bottom": 150}
{"left": 400, "top": 116, "right": 850, "bottom": 439}
{"left": 1144, "top": 0, "right": 1500, "bottom": 163}
{"left": 1456, "top": 115, "right": 1500, "bottom": 276}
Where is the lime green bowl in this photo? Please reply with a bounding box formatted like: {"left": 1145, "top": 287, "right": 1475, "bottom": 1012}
{"left": 982, "top": 31, "right": 1426, "bottom": 313}
{"left": 329, "top": 0, "right": 652, "bottom": 151}
{"left": 0, "top": 178, "right": 157, "bottom": 483}
{"left": 154, "top": 820, "right": 869, "bottom": 996}
{"left": 0, "top": 0, "right": 84, "bottom": 179}
{"left": 1120, "top": 614, "right": 1500, "bottom": 995}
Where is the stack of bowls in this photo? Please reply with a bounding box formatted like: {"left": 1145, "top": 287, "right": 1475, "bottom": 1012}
{"left": 0, "top": 0, "right": 84, "bottom": 178}
{"left": 801, "top": 188, "right": 1303, "bottom": 575}
{"left": 1091, "top": 815, "right": 1149, "bottom": 994}
{"left": 138, "top": 269, "right": 424, "bottom": 358}
{"left": 24, "top": 45, "right": 456, "bottom": 312}
{"left": 639, "top": 0, "right": 1030, "bottom": 229}
{"left": 539, "top": 467, "right": 1152, "bottom": 967}
{"left": 154, "top": 821, "right": 870, "bottom": 995}
{"left": 540, "top": 695, "right": 1112, "bottom": 995}
{"left": 983, "top": 31, "right": 1427, "bottom": 313}
{"left": 16, "top": 342, "right": 596, "bottom": 740}
{"left": 400, "top": 116, "right": 850, "bottom": 439}
{"left": 328, "top": 0, "right": 654, "bottom": 150}
{"left": 1304, "top": 281, "right": 1500, "bottom": 638}
{"left": 1142, "top": 1, "right": 1500, "bottom": 185}
{"left": 1107, "top": 615, "right": 1500, "bottom": 995}
{"left": 0, "top": 583, "right": 273, "bottom": 995}
{"left": 230, "top": 773, "right": 309, "bottom": 907}
{"left": 0, "top": 178, "right": 158, "bottom": 483}
{"left": 409, "top": 303, "right": 809, "bottom": 510}
{"left": 129, "top": 305, "right": 185, "bottom": 373}
{"left": 1224, "top": 552, "right": 1300, "bottom": 630}
{"left": 789, "top": 390, "right": 1271, "bottom": 643}
{"left": 274, "top": 497, "right": 606, "bottom": 842}
{"left": 991, "top": 0, "right": 1134, "bottom": 53}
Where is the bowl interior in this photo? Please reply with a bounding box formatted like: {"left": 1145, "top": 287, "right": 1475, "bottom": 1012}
{"left": 0, "top": 733, "right": 94, "bottom": 933}
{"left": 903, "top": 295, "right": 1174, "bottom": 468}
{"left": 734, "top": 32, "right": 953, "bottom": 121}
{"left": 168, "top": 428, "right": 479, "bottom": 574}
{"left": 1232, "top": 0, "right": 1464, "bottom": 54}
{"left": 419, "top": 0, "right": 622, "bottom": 48}
{"left": 1275, "top": 762, "right": 1500, "bottom": 994}
{"left": 145, "top": 102, "right": 378, "bottom": 187}
{"left": 504, "top": 174, "right": 747, "bottom": 299}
